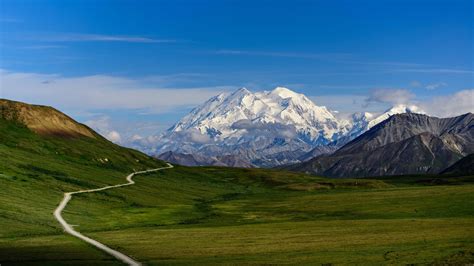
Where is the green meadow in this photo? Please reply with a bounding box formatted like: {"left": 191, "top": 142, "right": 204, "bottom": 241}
{"left": 1, "top": 118, "right": 473, "bottom": 265}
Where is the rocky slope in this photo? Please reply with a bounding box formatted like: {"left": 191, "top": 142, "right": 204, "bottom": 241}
{"left": 290, "top": 113, "right": 473, "bottom": 177}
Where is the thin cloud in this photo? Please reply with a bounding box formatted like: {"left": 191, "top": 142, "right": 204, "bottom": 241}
{"left": 20, "top": 45, "right": 66, "bottom": 50}
{"left": 317, "top": 84, "right": 381, "bottom": 89}
{"left": 214, "top": 50, "right": 466, "bottom": 72}
{"left": 33, "top": 33, "right": 178, "bottom": 43}
{"left": 214, "top": 50, "right": 350, "bottom": 60}
{"left": 214, "top": 49, "right": 427, "bottom": 67}
{"left": 333, "top": 60, "right": 429, "bottom": 67}
{"left": 425, "top": 82, "right": 447, "bottom": 90}
{"left": 394, "top": 68, "right": 474, "bottom": 74}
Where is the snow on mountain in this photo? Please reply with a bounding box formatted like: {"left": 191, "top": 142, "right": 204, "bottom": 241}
{"left": 169, "top": 87, "right": 347, "bottom": 144}
{"left": 368, "top": 104, "right": 425, "bottom": 129}
{"left": 346, "top": 111, "right": 375, "bottom": 137}
{"left": 150, "top": 87, "right": 424, "bottom": 167}
{"left": 343, "top": 105, "right": 425, "bottom": 139}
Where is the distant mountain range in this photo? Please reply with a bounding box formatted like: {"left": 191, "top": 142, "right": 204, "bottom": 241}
{"left": 139, "top": 87, "right": 425, "bottom": 167}
{"left": 2, "top": 98, "right": 472, "bottom": 179}
{"left": 289, "top": 113, "right": 473, "bottom": 177}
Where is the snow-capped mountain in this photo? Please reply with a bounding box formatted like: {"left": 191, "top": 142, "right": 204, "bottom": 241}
{"left": 170, "top": 87, "right": 348, "bottom": 144}
{"left": 148, "top": 87, "right": 424, "bottom": 167}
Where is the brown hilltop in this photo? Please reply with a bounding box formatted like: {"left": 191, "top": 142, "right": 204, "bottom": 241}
{"left": 0, "top": 99, "right": 96, "bottom": 138}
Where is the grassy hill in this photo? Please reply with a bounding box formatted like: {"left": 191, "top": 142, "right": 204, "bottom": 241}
{"left": 0, "top": 99, "right": 167, "bottom": 262}
{"left": 1, "top": 99, "right": 473, "bottom": 265}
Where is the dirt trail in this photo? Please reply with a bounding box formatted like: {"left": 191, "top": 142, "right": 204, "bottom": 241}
{"left": 54, "top": 163, "right": 174, "bottom": 266}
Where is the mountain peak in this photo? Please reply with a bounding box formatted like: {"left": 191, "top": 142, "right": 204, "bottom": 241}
{"left": 270, "top": 87, "right": 299, "bottom": 98}
{"left": 234, "top": 87, "right": 251, "bottom": 95}
{"left": 162, "top": 86, "right": 346, "bottom": 148}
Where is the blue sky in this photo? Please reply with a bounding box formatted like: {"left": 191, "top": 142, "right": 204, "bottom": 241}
{"left": 1, "top": 0, "right": 473, "bottom": 142}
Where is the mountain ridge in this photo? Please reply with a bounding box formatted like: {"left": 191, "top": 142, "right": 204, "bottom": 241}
{"left": 290, "top": 112, "right": 474, "bottom": 177}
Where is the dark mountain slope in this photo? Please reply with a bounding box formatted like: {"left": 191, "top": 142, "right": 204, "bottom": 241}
{"left": 291, "top": 113, "right": 473, "bottom": 177}
{"left": 441, "top": 154, "right": 474, "bottom": 176}
{"left": 298, "top": 143, "right": 339, "bottom": 162}
{"left": 336, "top": 112, "right": 473, "bottom": 156}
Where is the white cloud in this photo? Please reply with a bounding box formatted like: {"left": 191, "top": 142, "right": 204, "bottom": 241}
{"left": 84, "top": 116, "right": 122, "bottom": 143}
{"left": 187, "top": 129, "right": 212, "bottom": 144}
{"left": 131, "top": 134, "right": 143, "bottom": 141}
{"left": 0, "top": 69, "right": 234, "bottom": 114}
{"left": 362, "top": 88, "right": 473, "bottom": 118}
{"left": 421, "top": 89, "right": 474, "bottom": 117}
{"left": 106, "top": 131, "right": 122, "bottom": 143}
{"left": 365, "top": 88, "right": 415, "bottom": 106}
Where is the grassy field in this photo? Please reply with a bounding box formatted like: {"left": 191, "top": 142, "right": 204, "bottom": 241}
{"left": 0, "top": 116, "right": 165, "bottom": 264}
{"left": 1, "top": 117, "right": 473, "bottom": 265}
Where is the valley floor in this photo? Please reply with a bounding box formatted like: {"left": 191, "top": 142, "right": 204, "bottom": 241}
{"left": 1, "top": 164, "right": 473, "bottom": 265}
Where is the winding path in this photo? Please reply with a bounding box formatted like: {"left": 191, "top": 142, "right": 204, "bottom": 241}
{"left": 54, "top": 163, "right": 174, "bottom": 266}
